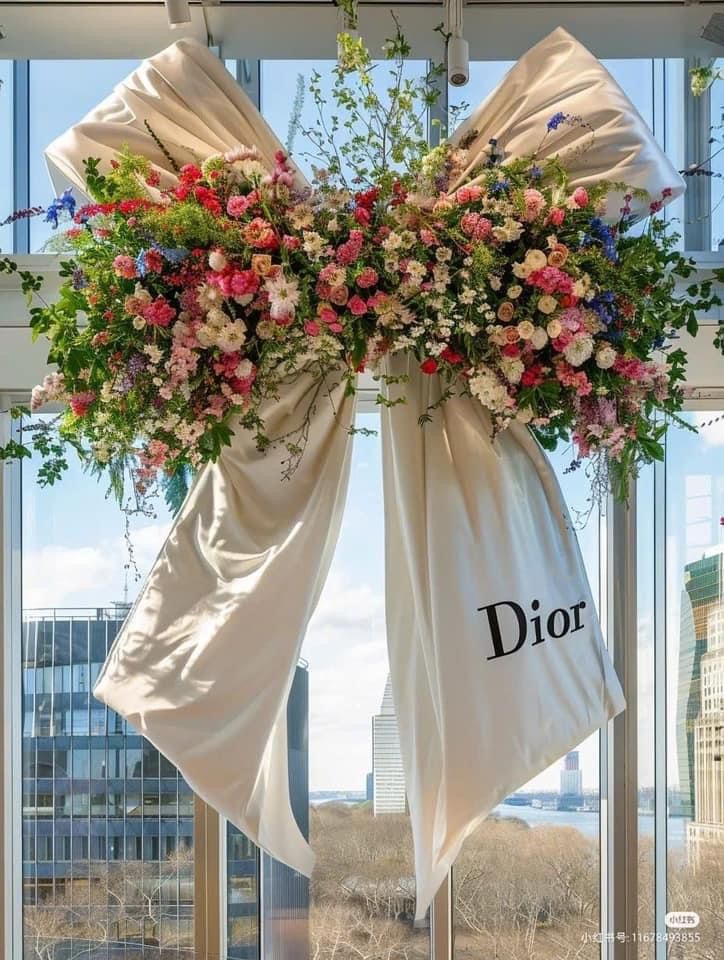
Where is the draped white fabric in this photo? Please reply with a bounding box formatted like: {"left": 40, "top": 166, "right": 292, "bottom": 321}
{"left": 381, "top": 354, "right": 625, "bottom": 918}
{"left": 45, "top": 37, "right": 308, "bottom": 200}
{"left": 450, "top": 27, "right": 684, "bottom": 220}
{"left": 93, "top": 370, "right": 356, "bottom": 875}
{"left": 44, "top": 27, "right": 680, "bottom": 913}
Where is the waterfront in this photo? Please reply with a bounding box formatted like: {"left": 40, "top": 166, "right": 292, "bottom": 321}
{"left": 493, "top": 803, "right": 688, "bottom": 849}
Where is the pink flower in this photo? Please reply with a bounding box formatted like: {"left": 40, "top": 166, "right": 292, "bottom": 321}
{"left": 69, "top": 391, "right": 96, "bottom": 417}
{"left": 143, "top": 296, "right": 176, "bottom": 328}
{"left": 547, "top": 207, "right": 566, "bottom": 227}
{"left": 227, "top": 195, "right": 251, "bottom": 218}
{"left": 230, "top": 270, "right": 260, "bottom": 297}
{"left": 304, "top": 320, "right": 321, "bottom": 336}
{"left": 460, "top": 212, "right": 492, "bottom": 240}
{"left": 419, "top": 229, "right": 437, "bottom": 247}
{"left": 112, "top": 255, "right": 137, "bottom": 279}
{"left": 455, "top": 185, "right": 483, "bottom": 204}
{"left": 523, "top": 188, "right": 546, "bottom": 221}
{"left": 318, "top": 305, "right": 338, "bottom": 325}
{"left": 282, "top": 235, "right": 301, "bottom": 250}
{"left": 356, "top": 267, "right": 379, "bottom": 288}
{"left": 329, "top": 285, "right": 349, "bottom": 306}
{"left": 572, "top": 187, "right": 589, "bottom": 208}
{"left": 348, "top": 295, "right": 367, "bottom": 316}
{"left": 527, "top": 266, "right": 573, "bottom": 296}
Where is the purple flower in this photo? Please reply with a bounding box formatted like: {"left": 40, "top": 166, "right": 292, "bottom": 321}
{"left": 547, "top": 112, "right": 568, "bottom": 131}
{"left": 43, "top": 190, "right": 76, "bottom": 230}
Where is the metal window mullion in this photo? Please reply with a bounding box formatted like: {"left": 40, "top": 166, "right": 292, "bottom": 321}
{"left": 1, "top": 409, "right": 23, "bottom": 960}
{"left": 11, "top": 61, "right": 30, "bottom": 255}
{"left": 606, "top": 490, "right": 639, "bottom": 960}
{"left": 683, "top": 58, "right": 712, "bottom": 252}
{"left": 653, "top": 452, "right": 668, "bottom": 960}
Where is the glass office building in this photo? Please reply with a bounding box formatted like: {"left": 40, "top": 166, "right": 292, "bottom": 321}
{"left": 22, "top": 609, "right": 309, "bottom": 960}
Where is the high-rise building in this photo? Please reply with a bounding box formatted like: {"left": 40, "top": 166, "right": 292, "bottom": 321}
{"left": 559, "top": 751, "right": 583, "bottom": 810}
{"left": 22, "top": 608, "right": 309, "bottom": 960}
{"left": 677, "top": 547, "right": 724, "bottom": 818}
{"left": 688, "top": 601, "right": 724, "bottom": 861}
{"left": 371, "top": 676, "right": 406, "bottom": 816}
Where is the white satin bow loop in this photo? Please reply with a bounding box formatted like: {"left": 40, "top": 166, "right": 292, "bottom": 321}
{"left": 45, "top": 38, "right": 308, "bottom": 200}
{"left": 450, "top": 26, "right": 684, "bottom": 220}
{"left": 45, "top": 40, "right": 349, "bottom": 881}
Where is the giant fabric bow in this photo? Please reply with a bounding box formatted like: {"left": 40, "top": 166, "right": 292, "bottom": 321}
{"left": 46, "top": 27, "right": 680, "bottom": 918}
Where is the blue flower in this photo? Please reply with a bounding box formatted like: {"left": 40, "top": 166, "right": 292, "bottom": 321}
{"left": 151, "top": 242, "right": 189, "bottom": 264}
{"left": 529, "top": 165, "right": 543, "bottom": 180}
{"left": 491, "top": 179, "right": 510, "bottom": 194}
{"left": 43, "top": 189, "right": 76, "bottom": 230}
{"left": 547, "top": 112, "right": 568, "bottom": 131}
{"left": 588, "top": 292, "right": 617, "bottom": 327}
{"left": 135, "top": 249, "right": 149, "bottom": 278}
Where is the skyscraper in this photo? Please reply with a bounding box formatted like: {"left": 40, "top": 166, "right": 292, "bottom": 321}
{"left": 688, "top": 599, "right": 724, "bottom": 861}
{"left": 677, "top": 547, "right": 724, "bottom": 817}
{"left": 371, "top": 676, "right": 406, "bottom": 816}
{"left": 559, "top": 751, "right": 583, "bottom": 810}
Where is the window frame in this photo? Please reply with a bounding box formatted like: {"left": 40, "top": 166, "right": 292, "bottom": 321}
{"left": 1, "top": 45, "right": 724, "bottom": 960}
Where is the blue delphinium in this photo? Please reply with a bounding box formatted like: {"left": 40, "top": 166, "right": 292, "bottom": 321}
{"left": 546, "top": 111, "right": 568, "bottom": 131}
{"left": 43, "top": 189, "right": 76, "bottom": 230}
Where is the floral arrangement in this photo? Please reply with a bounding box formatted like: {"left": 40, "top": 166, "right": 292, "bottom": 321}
{"left": 2, "top": 29, "right": 724, "bottom": 504}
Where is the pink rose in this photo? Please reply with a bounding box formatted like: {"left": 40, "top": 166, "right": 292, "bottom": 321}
{"left": 572, "top": 187, "right": 589, "bottom": 208}
{"left": 348, "top": 295, "right": 367, "bottom": 316}
{"left": 112, "top": 255, "right": 137, "bottom": 279}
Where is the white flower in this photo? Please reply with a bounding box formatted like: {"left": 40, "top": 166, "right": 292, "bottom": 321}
{"left": 197, "top": 283, "right": 224, "bottom": 310}
{"left": 435, "top": 246, "right": 453, "bottom": 263}
{"left": 537, "top": 295, "right": 558, "bottom": 315}
{"left": 531, "top": 327, "right": 549, "bottom": 350}
{"left": 500, "top": 358, "right": 525, "bottom": 384}
{"left": 517, "top": 320, "right": 536, "bottom": 340}
{"left": 596, "top": 345, "right": 617, "bottom": 369}
{"left": 256, "top": 320, "right": 276, "bottom": 339}
{"left": 525, "top": 249, "right": 548, "bottom": 271}
{"left": 382, "top": 231, "right": 403, "bottom": 253}
{"left": 547, "top": 319, "right": 563, "bottom": 339}
{"left": 460, "top": 288, "right": 476, "bottom": 305}
{"left": 507, "top": 285, "right": 523, "bottom": 299}
{"left": 489, "top": 277, "right": 502, "bottom": 291}
{"left": 208, "top": 250, "right": 227, "bottom": 272}
{"left": 265, "top": 274, "right": 300, "bottom": 321}
{"left": 218, "top": 321, "right": 247, "bottom": 353}
{"left": 469, "top": 367, "right": 511, "bottom": 413}
{"left": 516, "top": 407, "right": 534, "bottom": 424}
{"left": 302, "top": 231, "right": 326, "bottom": 260}
{"left": 132, "top": 315, "right": 146, "bottom": 330}
{"left": 513, "top": 261, "right": 532, "bottom": 279}
{"left": 563, "top": 335, "right": 595, "bottom": 366}
{"left": 236, "top": 359, "right": 255, "bottom": 380}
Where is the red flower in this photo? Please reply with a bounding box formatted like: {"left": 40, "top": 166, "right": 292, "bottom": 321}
{"left": 420, "top": 358, "right": 438, "bottom": 375}
{"left": 441, "top": 346, "right": 464, "bottom": 365}
{"left": 354, "top": 206, "right": 371, "bottom": 226}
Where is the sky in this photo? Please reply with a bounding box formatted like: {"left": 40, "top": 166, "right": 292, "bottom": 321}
{"left": 12, "top": 51, "right": 724, "bottom": 802}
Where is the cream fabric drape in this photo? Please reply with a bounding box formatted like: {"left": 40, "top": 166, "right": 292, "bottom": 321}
{"left": 45, "top": 39, "right": 351, "bottom": 877}
{"left": 94, "top": 370, "right": 356, "bottom": 875}
{"left": 45, "top": 37, "right": 308, "bottom": 199}
{"left": 382, "top": 28, "right": 679, "bottom": 917}
{"left": 450, "top": 26, "right": 684, "bottom": 220}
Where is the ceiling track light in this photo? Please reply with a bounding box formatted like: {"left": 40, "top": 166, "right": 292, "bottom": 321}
{"left": 165, "top": 0, "right": 192, "bottom": 28}
{"left": 446, "top": 0, "right": 469, "bottom": 87}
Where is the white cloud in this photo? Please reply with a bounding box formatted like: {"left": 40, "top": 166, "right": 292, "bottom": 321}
{"left": 694, "top": 411, "right": 724, "bottom": 447}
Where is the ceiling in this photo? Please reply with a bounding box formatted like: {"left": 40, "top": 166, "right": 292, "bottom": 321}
{"left": 0, "top": 0, "right": 722, "bottom": 59}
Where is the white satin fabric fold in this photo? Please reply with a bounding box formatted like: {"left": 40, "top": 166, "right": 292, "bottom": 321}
{"left": 452, "top": 26, "right": 684, "bottom": 220}
{"left": 45, "top": 37, "right": 307, "bottom": 200}
{"left": 381, "top": 355, "right": 625, "bottom": 918}
{"left": 94, "top": 370, "right": 356, "bottom": 875}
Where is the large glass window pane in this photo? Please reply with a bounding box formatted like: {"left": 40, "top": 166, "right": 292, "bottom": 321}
{"left": 665, "top": 411, "right": 724, "bottom": 952}
{"left": 0, "top": 60, "right": 13, "bottom": 253}
{"left": 28, "top": 60, "right": 138, "bottom": 251}
{"left": 452, "top": 448, "right": 602, "bottom": 958}
{"left": 20, "top": 419, "right": 195, "bottom": 956}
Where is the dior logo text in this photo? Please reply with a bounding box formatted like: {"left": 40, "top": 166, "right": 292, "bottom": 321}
{"left": 477, "top": 599, "right": 587, "bottom": 661}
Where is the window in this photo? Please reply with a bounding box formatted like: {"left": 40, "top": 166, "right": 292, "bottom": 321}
{"left": 20, "top": 422, "right": 195, "bottom": 956}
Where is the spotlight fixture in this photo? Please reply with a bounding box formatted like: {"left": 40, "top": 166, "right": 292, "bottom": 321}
{"left": 446, "top": 0, "right": 469, "bottom": 87}
{"left": 165, "top": 0, "right": 192, "bottom": 28}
